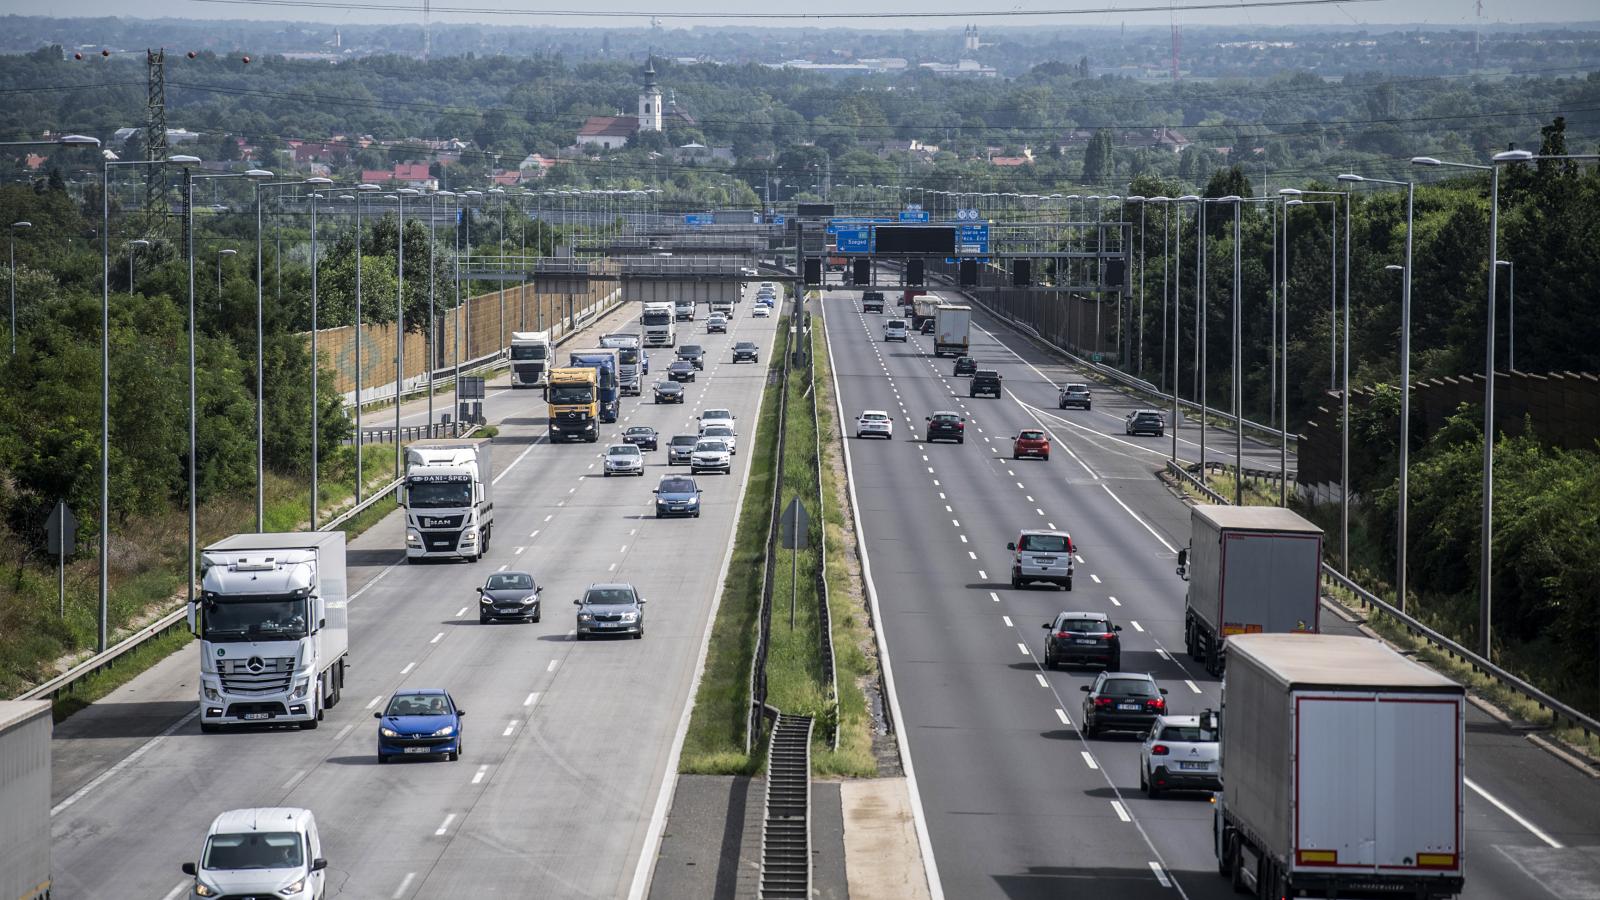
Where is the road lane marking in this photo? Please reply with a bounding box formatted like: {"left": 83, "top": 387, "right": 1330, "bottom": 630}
{"left": 1002, "top": 616, "right": 1013, "bottom": 627}
{"left": 524, "top": 692, "right": 540, "bottom": 707}
{"left": 1016, "top": 482, "right": 1025, "bottom": 489}
{"left": 1036, "top": 508, "right": 1045, "bottom": 515}
{"left": 1081, "top": 752, "right": 1099, "bottom": 770}
{"left": 1056, "top": 708, "right": 1071, "bottom": 726}
{"left": 1465, "top": 779, "right": 1564, "bottom": 848}
{"left": 1148, "top": 862, "right": 1172, "bottom": 888}
{"left": 968, "top": 551, "right": 978, "bottom": 560}
{"left": 1007, "top": 469, "right": 1015, "bottom": 476}
{"left": 281, "top": 769, "right": 306, "bottom": 791}
{"left": 547, "top": 659, "right": 559, "bottom": 672}
{"left": 335, "top": 723, "right": 355, "bottom": 741}
{"left": 455, "top": 606, "right": 468, "bottom": 617}
{"left": 160, "top": 880, "right": 191, "bottom": 900}
{"left": 932, "top": 479, "right": 940, "bottom": 486}
{"left": 434, "top": 814, "right": 456, "bottom": 836}
{"left": 959, "top": 535, "right": 968, "bottom": 543}
{"left": 503, "top": 720, "right": 519, "bottom": 736}
{"left": 431, "top": 632, "right": 444, "bottom": 643}
{"left": 1048, "top": 522, "right": 1057, "bottom": 530}
{"left": 472, "top": 765, "right": 488, "bottom": 785}
{"left": 990, "top": 592, "right": 1000, "bottom": 602}
{"left": 400, "top": 662, "right": 415, "bottom": 674}
{"left": 952, "top": 519, "right": 960, "bottom": 527}
{"left": 927, "top": 467, "right": 935, "bottom": 473}
{"left": 365, "top": 695, "right": 383, "bottom": 709}
{"left": 1035, "top": 673, "right": 1049, "bottom": 687}
{"left": 978, "top": 570, "right": 987, "bottom": 579}
{"left": 545, "top": 514, "right": 554, "bottom": 522}
{"left": 1091, "top": 574, "right": 1102, "bottom": 584}
{"left": 1026, "top": 495, "right": 1035, "bottom": 503}
{"left": 1109, "top": 596, "right": 1121, "bottom": 606}
{"left": 530, "top": 530, "right": 540, "bottom": 538}
{"left": 609, "top": 562, "right": 617, "bottom": 571}
{"left": 514, "top": 546, "right": 525, "bottom": 554}
{"left": 1111, "top": 801, "right": 1131, "bottom": 822}
{"left": 1156, "top": 649, "right": 1171, "bottom": 660}
{"left": 1018, "top": 643, "right": 1030, "bottom": 655}
{"left": 1075, "top": 554, "right": 1085, "bottom": 564}
{"left": 497, "top": 564, "right": 508, "bottom": 572}
{"left": 1101, "top": 484, "right": 1179, "bottom": 553}
{"left": 1130, "top": 620, "right": 1143, "bottom": 632}
{"left": 1186, "top": 680, "right": 1202, "bottom": 694}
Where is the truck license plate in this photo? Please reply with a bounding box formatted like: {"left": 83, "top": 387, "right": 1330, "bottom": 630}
{"left": 243, "top": 712, "right": 269, "bottom": 720}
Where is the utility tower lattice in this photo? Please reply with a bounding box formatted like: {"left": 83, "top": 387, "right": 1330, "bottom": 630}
{"left": 146, "top": 48, "right": 169, "bottom": 214}
{"left": 1170, "top": 24, "right": 1181, "bottom": 81}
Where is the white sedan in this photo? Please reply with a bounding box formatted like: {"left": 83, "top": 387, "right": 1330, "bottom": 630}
{"left": 602, "top": 443, "right": 644, "bottom": 477}
{"left": 690, "top": 438, "right": 733, "bottom": 474}
{"left": 752, "top": 305, "right": 770, "bottom": 318}
{"left": 699, "top": 408, "right": 736, "bottom": 433}
{"left": 855, "top": 410, "right": 894, "bottom": 439}
{"left": 700, "top": 423, "right": 738, "bottom": 455}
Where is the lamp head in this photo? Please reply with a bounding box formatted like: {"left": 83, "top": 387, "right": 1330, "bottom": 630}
{"left": 58, "top": 134, "right": 102, "bottom": 146}
{"left": 305, "top": 176, "right": 333, "bottom": 185}
{"left": 1493, "top": 149, "right": 1535, "bottom": 164}
{"left": 1336, "top": 173, "right": 1363, "bottom": 183}
{"left": 244, "top": 169, "right": 274, "bottom": 179}
{"left": 1410, "top": 157, "right": 1442, "bottom": 167}
{"left": 167, "top": 154, "right": 202, "bottom": 164}
{"left": 12, "top": 220, "right": 32, "bottom": 229}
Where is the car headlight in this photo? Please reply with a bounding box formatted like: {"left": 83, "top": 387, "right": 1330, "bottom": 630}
{"left": 278, "top": 877, "right": 306, "bottom": 896}
{"left": 193, "top": 880, "right": 221, "bottom": 897}
{"left": 432, "top": 724, "right": 456, "bottom": 737}
{"left": 380, "top": 726, "right": 400, "bottom": 737}
{"left": 619, "top": 612, "right": 639, "bottom": 623}
{"left": 686, "top": 496, "right": 699, "bottom": 505}
{"left": 520, "top": 595, "right": 537, "bottom": 605}
{"left": 578, "top": 613, "right": 593, "bottom": 622}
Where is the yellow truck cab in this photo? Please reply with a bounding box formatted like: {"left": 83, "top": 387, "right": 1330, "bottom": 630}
{"left": 546, "top": 366, "right": 600, "bottom": 443}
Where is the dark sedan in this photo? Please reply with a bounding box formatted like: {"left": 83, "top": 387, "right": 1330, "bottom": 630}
{"left": 733, "top": 341, "right": 760, "bottom": 363}
{"left": 653, "top": 475, "right": 702, "bottom": 518}
{"left": 676, "top": 345, "right": 706, "bottom": 370}
{"left": 654, "top": 380, "right": 685, "bottom": 403}
{"left": 1042, "top": 612, "right": 1121, "bottom": 670}
{"left": 476, "top": 570, "right": 541, "bottom": 624}
{"left": 953, "top": 356, "right": 978, "bottom": 377}
{"left": 667, "top": 361, "right": 697, "bottom": 383}
{"left": 925, "top": 411, "right": 965, "bottom": 444}
{"left": 621, "top": 425, "right": 659, "bottom": 451}
{"left": 1081, "top": 672, "right": 1168, "bottom": 738}
{"left": 375, "top": 689, "right": 464, "bottom": 762}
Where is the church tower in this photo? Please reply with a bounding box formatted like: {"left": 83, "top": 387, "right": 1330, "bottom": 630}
{"left": 637, "top": 57, "right": 663, "bottom": 133}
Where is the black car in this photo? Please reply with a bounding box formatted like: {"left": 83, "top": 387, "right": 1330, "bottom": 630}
{"left": 1058, "top": 383, "right": 1092, "bottom": 410}
{"left": 1081, "top": 671, "right": 1168, "bottom": 737}
{"left": 970, "top": 369, "right": 1003, "bottom": 398}
{"left": 654, "top": 380, "right": 685, "bottom": 404}
{"left": 733, "top": 341, "right": 760, "bottom": 363}
{"left": 676, "top": 345, "right": 706, "bottom": 370}
{"left": 667, "top": 361, "right": 697, "bottom": 383}
{"left": 925, "top": 411, "right": 965, "bottom": 444}
{"left": 476, "top": 570, "right": 541, "bottom": 624}
{"left": 1125, "top": 409, "right": 1165, "bottom": 436}
{"left": 920, "top": 319, "right": 936, "bottom": 335}
{"left": 1042, "top": 612, "right": 1122, "bottom": 670}
{"left": 667, "top": 434, "right": 700, "bottom": 465}
{"left": 953, "top": 356, "right": 978, "bottom": 377}
{"left": 621, "top": 425, "right": 658, "bottom": 451}
{"left": 862, "top": 291, "right": 885, "bottom": 313}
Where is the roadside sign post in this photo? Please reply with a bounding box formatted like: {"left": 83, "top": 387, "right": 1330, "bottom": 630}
{"left": 46, "top": 501, "right": 76, "bottom": 618}
{"left": 780, "top": 497, "right": 809, "bottom": 629}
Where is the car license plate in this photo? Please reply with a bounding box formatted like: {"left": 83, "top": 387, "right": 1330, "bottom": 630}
{"left": 1118, "top": 702, "right": 1141, "bottom": 711}
{"left": 243, "top": 712, "right": 269, "bottom": 720}
{"left": 1075, "top": 639, "right": 1098, "bottom": 645}
{"left": 1035, "top": 557, "right": 1055, "bottom": 564}
{"left": 404, "top": 747, "right": 430, "bottom": 754}
{"left": 1179, "top": 761, "right": 1208, "bottom": 770}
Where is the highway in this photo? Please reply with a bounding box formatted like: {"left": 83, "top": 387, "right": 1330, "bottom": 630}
{"left": 47, "top": 290, "right": 779, "bottom": 899}
{"left": 821, "top": 285, "right": 1600, "bottom": 900}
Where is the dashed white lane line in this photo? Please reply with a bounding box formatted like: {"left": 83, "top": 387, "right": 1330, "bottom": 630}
{"left": 1156, "top": 649, "right": 1171, "bottom": 661}
{"left": 1111, "top": 801, "right": 1131, "bottom": 823}
{"left": 434, "top": 814, "right": 456, "bottom": 836}
{"left": 400, "top": 662, "right": 415, "bottom": 675}
{"left": 990, "top": 592, "right": 1000, "bottom": 602}
{"left": 430, "top": 632, "right": 445, "bottom": 644}
{"left": 1090, "top": 574, "right": 1102, "bottom": 584}
{"left": 1130, "top": 620, "right": 1144, "bottom": 632}
{"left": 1035, "top": 673, "right": 1049, "bottom": 687}
{"left": 960, "top": 535, "right": 968, "bottom": 543}
{"left": 1026, "top": 495, "right": 1035, "bottom": 503}
{"left": 568, "top": 487, "right": 577, "bottom": 494}
{"left": 1056, "top": 708, "right": 1072, "bottom": 726}
{"left": 335, "top": 723, "right": 355, "bottom": 741}
{"left": 945, "top": 505, "right": 953, "bottom": 513}
{"left": 503, "top": 719, "right": 519, "bottom": 737}
{"left": 1110, "top": 597, "right": 1121, "bottom": 606}
{"left": 514, "top": 546, "right": 525, "bottom": 555}
{"left": 472, "top": 765, "right": 488, "bottom": 785}
{"left": 455, "top": 606, "right": 468, "bottom": 617}
{"left": 281, "top": 768, "right": 306, "bottom": 791}
{"left": 1017, "top": 642, "right": 1030, "bottom": 655}
{"left": 1007, "top": 469, "right": 1015, "bottom": 476}
{"left": 544, "top": 514, "right": 554, "bottom": 522}
{"left": 1075, "top": 554, "right": 1085, "bottom": 564}
{"left": 978, "top": 570, "right": 987, "bottom": 579}
{"left": 392, "top": 872, "right": 417, "bottom": 899}
{"left": 608, "top": 562, "right": 617, "bottom": 571}
{"left": 927, "top": 467, "right": 935, "bottom": 474}
{"left": 497, "top": 564, "right": 508, "bottom": 572}
{"left": 620, "top": 544, "right": 629, "bottom": 553}
{"left": 952, "top": 519, "right": 960, "bottom": 527}
{"left": 1015, "top": 482, "right": 1025, "bottom": 489}
{"left": 524, "top": 691, "right": 540, "bottom": 707}
{"left": 547, "top": 659, "right": 559, "bottom": 672}
{"left": 932, "top": 479, "right": 940, "bottom": 486}
{"left": 1002, "top": 615, "right": 1013, "bottom": 627}
{"left": 968, "top": 551, "right": 978, "bottom": 560}
{"left": 1149, "top": 862, "right": 1172, "bottom": 888}
{"left": 1466, "top": 778, "right": 1564, "bottom": 848}
{"left": 1185, "top": 680, "right": 1203, "bottom": 694}
{"left": 1080, "top": 752, "right": 1099, "bottom": 770}
{"left": 1036, "top": 508, "right": 1045, "bottom": 515}
{"left": 365, "top": 695, "right": 383, "bottom": 710}
{"left": 1048, "top": 522, "right": 1057, "bottom": 530}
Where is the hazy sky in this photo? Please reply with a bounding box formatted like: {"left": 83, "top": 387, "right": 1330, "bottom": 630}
{"left": 23, "top": 0, "right": 1600, "bottom": 30}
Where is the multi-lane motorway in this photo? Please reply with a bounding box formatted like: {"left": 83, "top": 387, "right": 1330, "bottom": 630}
{"left": 48, "top": 290, "right": 779, "bottom": 899}
{"left": 822, "top": 285, "right": 1600, "bottom": 900}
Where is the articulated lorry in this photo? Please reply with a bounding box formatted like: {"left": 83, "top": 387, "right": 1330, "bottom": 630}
{"left": 934, "top": 304, "right": 972, "bottom": 357}
{"left": 403, "top": 438, "right": 495, "bottom": 562}
{"left": 193, "top": 532, "right": 349, "bottom": 731}
{"left": 911, "top": 296, "right": 942, "bottom": 330}
{"left": 0, "top": 700, "right": 51, "bottom": 900}
{"left": 509, "top": 330, "right": 552, "bottom": 388}
{"left": 1177, "top": 505, "right": 1323, "bottom": 676}
{"left": 642, "top": 301, "right": 676, "bottom": 347}
{"left": 569, "top": 347, "right": 621, "bottom": 423}
{"left": 600, "top": 332, "right": 646, "bottom": 396}
{"left": 547, "top": 366, "right": 599, "bottom": 442}
{"left": 1214, "top": 634, "right": 1465, "bottom": 900}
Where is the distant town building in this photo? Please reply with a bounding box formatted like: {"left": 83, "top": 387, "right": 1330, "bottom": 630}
{"left": 919, "top": 59, "right": 998, "bottom": 78}
{"left": 573, "top": 57, "right": 693, "bottom": 150}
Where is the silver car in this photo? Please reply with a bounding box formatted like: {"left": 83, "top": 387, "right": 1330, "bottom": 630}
{"left": 1139, "top": 714, "right": 1221, "bottom": 797}
{"left": 700, "top": 424, "right": 738, "bottom": 455}
{"left": 1007, "top": 529, "right": 1075, "bottom": 590}
{"left": 668, "top": 434, "right": 699, "bottom": 465}
{"left": 602, "top": 443, "right": 644, "bottom": 477}
{"left": 855, "top": 409, "right": 894, "bottom": 439}
{"left": 573, "top": 583, "right": 646, "bottom": 640}
{"left": 691, "top": 438, "right": 732, "bottom": 474}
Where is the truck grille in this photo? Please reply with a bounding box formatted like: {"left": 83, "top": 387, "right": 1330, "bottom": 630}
{"left": 514, "top": 363, "right": 543, "bottom": 380}
{"left": 422, "top": 531, "right": 461, "bottom": 551}
{"left": 219, "top": 656, "right": 295, "bottom": 695}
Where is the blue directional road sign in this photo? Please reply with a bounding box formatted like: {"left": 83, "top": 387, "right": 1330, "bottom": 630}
{"left": 899, "top": 209, "right": 930, "bottom": 222}
{"left": 836, "top": 227, "right": 872, "bottom": 253}
{"left": 683, "top": 213, "right": 713, "bottom": 226}
{"left": 957, "top": 223, "right": 990, "bottom": 254}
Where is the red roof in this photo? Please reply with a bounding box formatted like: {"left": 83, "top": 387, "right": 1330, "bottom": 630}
{"left": 361, "top": 169, "right": 393, "bottom": 183}
{"left": 989, "top": 156, "right": 1030, "bottom": 167}
{"left": 394, "top": 163, "right": 431, "bottom": 181}
{"left": 578, "top": 115, "right": 637, "bottom": 139}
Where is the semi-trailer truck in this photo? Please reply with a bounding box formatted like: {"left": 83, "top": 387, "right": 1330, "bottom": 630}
{"left": 547, "top": 366, "right": 599, "bottom": 442}
{"left": 934, "top": 304, "right": 972, "bottom": 357}
{"left": 1176, "top": 505, "right": 1323, "bottom": 676}
{"left": 642, "top": 302, "right": 677, "bottom": 347}
{"left": 192, "top": 532, "right": 349, "bottom": 731}
{"left": 911, "top": 296, "right": 942, "bottom": 329}
{"left": 674, "top": 298, "right": 696, "bottom": 322}
{"left": 509, "top": 330, "right": 552, "bottom": 388}
{"left": 0, "top": 701, "right": 51, "bottom": 900}
{"left": 569, "top": 347, "right": 621, "bottom": 423}
{"left": 600, "top": 332, "right": 645, "bottom": 396}
{"left": 1214, "top": 634, "right": 1465, "bottom": 900}
{"left": 403, "top": 438, "right": 494, "bottom": 562}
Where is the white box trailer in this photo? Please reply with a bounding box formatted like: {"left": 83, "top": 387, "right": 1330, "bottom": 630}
{"left": 0, "top": 701, "right": 51, "bottom": 900}
{"left": 934, "top": 304, "right": 971, "bottom": 357}
{"left": 1215, "top": 634, "right": 1465, "bottom": 900}
{"left": 1179, "top": 505, "right": 1323, "bottom": 676}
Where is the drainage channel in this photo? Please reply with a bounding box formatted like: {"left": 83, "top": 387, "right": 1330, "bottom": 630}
{"left": 758, "top": 713, "right": 814, "bottom": 899}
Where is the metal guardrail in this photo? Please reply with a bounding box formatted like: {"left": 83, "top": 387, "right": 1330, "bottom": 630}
{"left": 348, "top": 422, "right": 468, "bottom": 447}
{"left": 758, "top": 713, "right": 814, "bottom": 900}
{"left": 805, "top": 300, "right": 840, "bottom": 752}
{"left": 747, "top": 317, "right": 792, "bottom": 755}
{"left": 1163, "top": 461, "right": 1600, "bottom": 741}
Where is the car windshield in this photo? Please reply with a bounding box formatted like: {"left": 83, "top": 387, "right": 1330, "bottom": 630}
{"left": 627, "top": 427, "right": 653, "bottom": 436}
{"left": 201, "top": 596, "right": 309, "bottom": 641}
{"left": 1136, "top": 412, "right": 1162, "bottom": 421}
{"left": 549, "top": 385, "right": 594, "bottom": 404}
{"left": 407, "top": 480, "right": 471, "bottom": 508}
{"left": 704, "top": 409, "right": 732, "bottom": 420}
{"left": 737, "top": 343, "right": 756, "bottom": 350}
{"left": 584, "top": 588, "right": 636, "bottom": 606}
{"left": 202, "top": 832, "right": 303, "bottom": 871}
{"left": 1019, "top": 534, "right": 1069, "bottom": 553}
{"left": 642, "top": 310, "right": 671, "bottom": 325}
{"left": 861, "top": 413, "right": 888, "bottom": 421}
{"left": 976, "top": 370, "right": 999, "bottom": 378}
{"left": 887, "top": 321, "right": 906, "bottom": 328}
{"left": 933, "top": 415, "right": 960, "bottom": 424}
{"left": 385, "top": 692, "right": 452, "bottom": 717}
{"left": 1065, "top": 384, "right": 1088, "bottom": 393}
{"left": 704, "top": 426, "right": 733, "bottom": 436}
{"left": 1102, "top": 678, "right": 1159, "bottom": 697}
{"left": 672, "top": 435, "right": 698, "bottom": 446}
{"left": 680, "top": 346, "right": 703, "bottom": 354}
{"left": 1159, "top": 725, "right": 1217, "bottom": 742}
{"left": 660, "top": 478, "right": 696, "bottom": 493}
{"left": 1020, "top": 431, "right": 1045, "bottom": 440}
{"left": 670, "top": 361, "right": 691, "bottom": 369}
{"left": 1058, "top": 618, "right": 1108, "bottom": 634}
{"left": 656, "top": 382, "right": 680, "bottom": 390}
{"left": 609, "top": 445, "right": 640, "bottom": 456}
{"left": 695, "top": 440, "right": 728, "bottom": 453}
{"left": 486, "top": 573, "right": 534, "bottom": 590}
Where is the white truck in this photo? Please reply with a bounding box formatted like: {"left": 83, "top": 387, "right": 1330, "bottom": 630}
{"left": 0, "top": 701, "right": 51, "bottom": 900}
{"left": 934, "top": 304, "right": 972, "bottom": 357}
{"left": 403, "top": 437, "right": 495, "bottom": 562}
{"left": 1214, "top": 634, "right": 1465, "bottom": 900}
{"left": 509, "top": 330, "right": 552, "bottom": 388}
{"left": 193, "top": 532, "right": 349, "bottom": 731}
{"left": 1177, "top": 505, "right": 1323, "bottom": 676}
{"left": 601, "top": 332, "right": 645, "bottom": 396}
{"left": 710, "top": 293, "right": 735, "bottom": 316}
{"left": 674, "top": 297, "right": 696, "bottom": 321}
{"left": 642, "top": 301, "right": 677, "bottom": 347}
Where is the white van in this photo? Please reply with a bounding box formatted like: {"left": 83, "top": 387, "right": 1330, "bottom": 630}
{"left": 182, "top": 807, "right": 327, "bottom": 899}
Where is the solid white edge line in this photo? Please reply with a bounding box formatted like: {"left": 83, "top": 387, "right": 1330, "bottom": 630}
{"left": 1100, "top": 483, "right": 1179, "bottom": 554}
{"left": 626, "top": 307, "right": 781, "bottom": 900}
{"left": 811, "top": 294, "right": 946, "bottom": 900}
{"left": 51, "top": 708, "right": 199, "bottom": 817}
{"left": 1465, "top": 777, "right": 1563, "bottom": 849}
{"left": 160, "top": 880, "right": 191, "bottom": 900}
{"left": 391, "top": 872, "right": 417, "bottom": 900}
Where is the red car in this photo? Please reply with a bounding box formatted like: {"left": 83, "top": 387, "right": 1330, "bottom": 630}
{"left": 1012, "top": 428, "right": 1051, "bottom": 460}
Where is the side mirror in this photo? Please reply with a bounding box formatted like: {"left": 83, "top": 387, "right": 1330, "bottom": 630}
{"left": 572, "top": 599, "right": 582, "bottom": 606}
{"left": 456, "top": 709, "right": 465, "bottom": 717}
{"left": 372, "top": 711, "right": 382, "bottom": 719}
{"left": 1159, "top": 688, "right": 1169, "bottom": 695}
{"left": 1079, "top": 685, "right": 1091, "bottom": 692}
{"left": 182, "top": 863, "right": 197, "bottom": 876}
{"left": 1114, "top": 625, "right": 1123, "bottom": 632}
{"left": 1006, "top": 542, "right": 1016, "bottom": 551}
{"left": 1041, "top": 622, "right": 1052, "bottom": 630}
{"left": 639, "top": 599, "right": 648, "bottom": 604}
{"left": 652, "top": 489, "right": 659, "bottom": 493}
{"left": 318, "top": 618, "right": 327, "bottom": 629}
{"left": 1177, "top": 548, "right": 1188, "bottom": 568}
{"left": 925, "top": 417, "right": 932, "bottom": 422}
{"left": 312, "top": 858, "right": 328, "bottom": 872}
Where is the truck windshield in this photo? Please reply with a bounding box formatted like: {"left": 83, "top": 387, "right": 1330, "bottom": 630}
{"left": 511, "top": 345, "right": 547, "bottom": 360}
{"left": 642, "top": 311, "right": 671, "bottom": 325}
{"left": 549, "top": 385, "right": 594, "bottom": 405}
{"left": 202, "top": 596, "right": 309, "bottom": 641}
{"left": 203, "top": 832, "right": 304, "bottom": 871}
{"left": 617, "top": 349, "right": 640, "bottom": 364}
{"left": 408, "top": 481, "right": 472, "bottom": 508}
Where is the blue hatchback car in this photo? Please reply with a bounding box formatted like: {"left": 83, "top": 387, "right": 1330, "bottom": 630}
{"left": 653, "top": 475, "right": 703, "bottom": 518}
{"left": 375, "top": 689, "right": 464, "bottom": 763}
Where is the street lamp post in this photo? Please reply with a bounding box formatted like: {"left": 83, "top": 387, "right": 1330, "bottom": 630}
{"left": 1495, "top": 260, "right": 1514, "bottom": 371}
{"left": 9, "top": 220, "right": 32, "bottom": 355}
{"left": 351, "top": 183, "right": 380, "bottom": 503}
{"left": 215, "top": 248, "right": 237, "bottom": 312}
{"left": 396, "top": 187, "right": 420, "bottom": 476}
{"left": 430, "top": 190, "right": 457, "bottom": 435}
{"left": 303, "top": 179, "right": 335, "bottom": 529}
{"left": 126, "top": 238, "right": 150, "bottom": 296}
